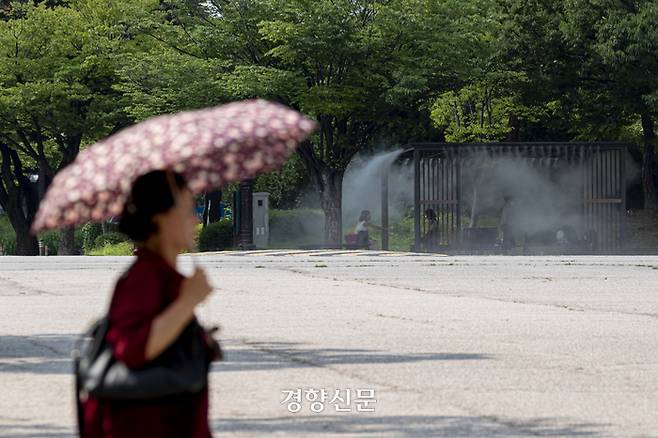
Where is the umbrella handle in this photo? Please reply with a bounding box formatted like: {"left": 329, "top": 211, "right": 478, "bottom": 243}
{"left": 164, "top": 168, "right": 199, "bottom": 269}
{"left": 187, "top": 251, "right": 218, "bottom": 326}
{"left": 166, "top": 169, "right": 216, "bottom": 324}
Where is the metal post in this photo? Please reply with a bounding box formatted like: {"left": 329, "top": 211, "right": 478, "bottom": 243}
{"left": 381, "top": 169, "right": 389, "bottom": 251}
{"left": 414, "top": 149, "right": 421, "bottom": 251}
{"left": 455, "top": 149, "right": 462, "bottom": 250}
{"left": 620, "top": 146, "right": 626, "bottom": 249}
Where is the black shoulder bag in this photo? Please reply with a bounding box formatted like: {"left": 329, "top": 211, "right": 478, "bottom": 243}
{"left": 73, "top": 316, "right": 222, "bottom": 435}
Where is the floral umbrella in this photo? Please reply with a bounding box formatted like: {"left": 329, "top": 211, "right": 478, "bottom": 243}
{"left": 32, "top": 100, "right": 315, "bottom": 233}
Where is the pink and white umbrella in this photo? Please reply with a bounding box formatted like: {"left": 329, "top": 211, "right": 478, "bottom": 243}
{"left": 32, "top": 100, "right": 315, "bottom": 232}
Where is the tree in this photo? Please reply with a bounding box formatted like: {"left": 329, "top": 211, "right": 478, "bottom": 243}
{"left": 496, "top": 0, "right": 658, "bottom": 207}
{"left": 193, "top": 0, "right": 478, "bottom": 243}
{"left": 580, "top": 0, "right": 658, "bottom": 208}
{"left": 105, "top": 0, "right": 489, "bottom": 244}
{"left": 253, "top": 154, "right": 307, "bottom": 209}
{"left": 0, "top": 2, "right": 128, "bottom": 254}
{"left": 0, "top": 143, "right": 38, "bottom": 254}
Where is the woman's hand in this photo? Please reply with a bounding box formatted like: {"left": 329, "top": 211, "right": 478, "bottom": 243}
{"left": 145, "top": 268, "right": 213, "bottom": 360}
{"left": 181, "top": 268, "right": 213, "bottom": 306}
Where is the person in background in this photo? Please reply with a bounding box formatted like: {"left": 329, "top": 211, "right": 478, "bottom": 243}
{"left": 422, "top": 208, "right": 440, "bottom": 251}
{"left": 354, "top": 210, "right": 381, "bottom": 249}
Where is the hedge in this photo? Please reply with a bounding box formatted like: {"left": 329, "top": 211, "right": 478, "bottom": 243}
{"left": 93, "top": 232, "right": 128, "bottom": 249}
{"left": 198, "top": 219, "right": 233, "bottom": 251}
{"left": 81, "top": 223, "right": 104, "bottom": 253}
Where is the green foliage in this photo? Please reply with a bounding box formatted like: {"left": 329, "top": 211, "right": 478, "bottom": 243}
{"left": 38, "top": 230, "right": 60, "bottom": 255}
{"left": 1, "top": 0, "right": 658, "bottom": 252}
{"left": 80, "top": 222, "right": 104, "bottom": 253}
{"left": 0, "top": 0, "right": 132, "bottom": 254}
{"left": 115, "top": 50, "right": 229, "bottom": 121}
{"left": 0, "top": 213, "right": 15, "bottom": 255}
{"left": 93, "top": 232, "right": 127, "bottom": 249}
{"left": 198, "top": 218, "right": 233, "bottom": 252}
{"left": 389, "top": 215, "right": 415, "bottom": 253}
{"left": 431, "top": 84, "right": 516, "bottom": 142}
{"left": 88, "top": 241, "right": 133, "bottom": 256}
{"left": 364, "top": 214, "right": 415, "bottom": 252}
{"left": 269, "top": 209, "right": 324, "bottom": 248}
{"left": 254, "top": 155, "right": 307, "bottom": 209}
{"left": 0, "top": 2, "right": 128, "bottom": 159}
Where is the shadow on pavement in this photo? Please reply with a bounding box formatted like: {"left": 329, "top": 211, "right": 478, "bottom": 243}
{"left": 0, "top": 334, "right": 76, "bottom": 375}
{"left": 213, "top": 415, "right": 602, "bottom": 437}
{"left": 0, "top": 417, "right": 73, "bottom": 438}
{"left": 0, "top": 336, "right": 492, "bottom": 375}
{"left": 212, "top": 340, "right": 492, "bottom": 373}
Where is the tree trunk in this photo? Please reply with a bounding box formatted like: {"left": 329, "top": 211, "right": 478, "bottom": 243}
{"left": 641, "top": 113, "right": 657, "bottom": 209}
{"left": 15, "top": 230, "right": 38, "bottom": 256}
{"left": 0, "top": 144, "right": 38, "bottom": 255}
{"left": 58, "top": 227, "right": 76, "bottom": 255}
{"left": 319, "top": 168, "right": 343, "bottom": 246}
{"left": 7, "top": 209, "right": 38, "bottom": 256}
{"left": 507, "top": 114, "right": 520, "bottom": 141}
{"left": 202, "top": 195, "right": 210, "bottom": 227}
{"left": 206, "top": 190, "right": 223, "bottom": 223}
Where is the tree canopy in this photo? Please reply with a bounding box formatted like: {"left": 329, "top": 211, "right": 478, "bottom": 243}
{"left": 0, "top": 0, "right": 657, "bottom": 252}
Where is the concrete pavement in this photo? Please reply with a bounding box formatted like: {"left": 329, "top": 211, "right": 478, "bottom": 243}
{"left": 1, "top": 252, "right": 657, "bottom": 437}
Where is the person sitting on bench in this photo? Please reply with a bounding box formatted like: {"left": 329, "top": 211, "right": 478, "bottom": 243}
{"left": 354, "top": 210, "right": 381, "bottom": 249}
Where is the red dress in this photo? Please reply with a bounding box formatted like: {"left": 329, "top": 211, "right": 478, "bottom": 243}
{"left": 82, "top": 248, "right": 212, "bottom": 438}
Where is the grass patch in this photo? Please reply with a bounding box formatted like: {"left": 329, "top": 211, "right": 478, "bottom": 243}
{"left": 0, "top": 214, "right": 16, "bottom": 254}
{"left": 363, "top": 215, "right": 414, "bottom": 252}
{"left": 88, "top": 242, "right": 134, "bottom": 256}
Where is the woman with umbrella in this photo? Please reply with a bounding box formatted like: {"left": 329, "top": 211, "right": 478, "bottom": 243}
{"left": 82, "top": 170, "right": 215, "bottom": 437}
{"left": 32, "top": 100, "right": 315, "bottom": 437}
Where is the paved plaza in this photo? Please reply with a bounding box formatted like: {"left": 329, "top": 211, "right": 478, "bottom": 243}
{"left": 1, "top": 252, "right": 657, "bottom": 437}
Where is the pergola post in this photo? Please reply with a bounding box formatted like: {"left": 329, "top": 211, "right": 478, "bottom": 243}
{"left": 413, "top": 149, "right": 421, "bottom": 251}
{"left": 381, "top": 170, "right": 389, "bottom": 250}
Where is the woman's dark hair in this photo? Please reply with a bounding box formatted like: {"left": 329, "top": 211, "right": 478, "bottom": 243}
{"left": 119, "top": 170, "right": 187, "bottom": 242}
{"left": 359, "top": 210, "right": 371, "bottom": 222}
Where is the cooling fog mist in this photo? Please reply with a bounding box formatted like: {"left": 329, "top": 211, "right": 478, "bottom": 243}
{"left": 271, "top": 147, "right": 637, "bottom": 250}
{"left": 342, "top": 149, "right": 413, "bottom": 234}
{"left": 461, "top": 156, "right": 585, "bottom": 239}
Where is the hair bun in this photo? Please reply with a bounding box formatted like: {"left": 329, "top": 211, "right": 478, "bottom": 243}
{"left": 118, "top": 171, "right": 187, "bottom": 242}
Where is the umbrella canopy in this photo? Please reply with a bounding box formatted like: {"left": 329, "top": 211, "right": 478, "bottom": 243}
{"left": 32, "top": 100, "right": 315, "bottom": 233}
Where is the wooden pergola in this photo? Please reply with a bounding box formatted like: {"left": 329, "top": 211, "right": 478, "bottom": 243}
{"left": 380, "top": 142, "right": 627, "bottom": 254}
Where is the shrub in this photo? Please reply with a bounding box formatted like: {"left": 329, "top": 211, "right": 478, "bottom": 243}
{"left": 0, "top": 234, "right": 15, "bottom": 255}
{"left": 81, "top": 223, "right": 103, "bottom": 253}
{"left": 40, "top": 229, "right": 86, "bottom": 255}
{"left": 93, "top": 232, "right": 127, "bottom": 250}
{"left": 388, "top": 215, "right": 415, "bottom": 252}
{"left": 74, "top": 228, "right": 85, "bottom": 252}
{"left": 0, "top": 214, "right": 15, "bottom": 255}
{"left": 198, "top": 219, "right": 233, "bottom": 251}
{"left": 269, "top": 209, "right": 324, "bottom": 247}
{"left": 88, "top": 242, "right": 134, "bottom": 256}
{"left": 39, "top": 230, "right": 60, "bottom": 255}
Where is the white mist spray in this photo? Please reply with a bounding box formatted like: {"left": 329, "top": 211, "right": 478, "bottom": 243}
{"left": 342, "top": 149, "right": 413, "bottom": 233}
